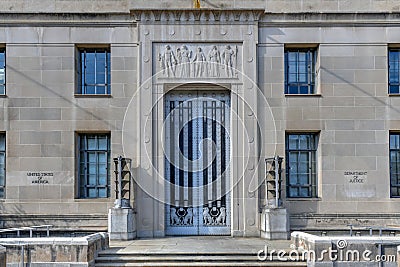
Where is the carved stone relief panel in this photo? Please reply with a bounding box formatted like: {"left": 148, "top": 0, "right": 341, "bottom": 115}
{"left": 170, "top": 207, "right": 194, "bottom": 226}
{"left": 154, "top": 43, "right": 241, "bottom": 79}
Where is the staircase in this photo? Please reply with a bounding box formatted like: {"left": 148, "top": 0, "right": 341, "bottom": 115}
{"left": 95, "top": 250, "right": 307, "bottom": 266}
{"left": 94, "top": 237, "right": 307, "bottom": 267}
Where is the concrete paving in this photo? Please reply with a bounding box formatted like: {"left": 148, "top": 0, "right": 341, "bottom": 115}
{"left": 107, "top": 237, "right": 293, "bottom": 255}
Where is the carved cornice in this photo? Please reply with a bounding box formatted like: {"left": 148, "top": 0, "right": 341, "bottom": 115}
{"left": 260, "top": 13, "right": 400, "bottom": 27}
{"left": 0, "top": 13, "right": 135, "bottom": 27}
{"left": 130, "top": 9, "right": 264, "bottom": 24}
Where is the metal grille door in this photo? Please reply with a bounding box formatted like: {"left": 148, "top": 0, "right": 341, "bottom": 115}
{"left": 165, "top": 91, "right": 230, "bottom": 235}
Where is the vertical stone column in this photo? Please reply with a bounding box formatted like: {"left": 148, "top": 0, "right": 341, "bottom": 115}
{"left": 108, "top": 157, "right": 137, "bottom": 240}
{"left": 260, "top": 157, "right": 289, "bottom": 239}
{"left": 0, "top": 246, "right": 5, "bottom": 267}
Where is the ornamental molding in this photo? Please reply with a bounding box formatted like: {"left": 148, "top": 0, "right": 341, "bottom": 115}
{"left": 130, "top": 9, "right": 264, "bottom": 23}
{"left": 155, "top": 43, "right": 240, "bottom": 79}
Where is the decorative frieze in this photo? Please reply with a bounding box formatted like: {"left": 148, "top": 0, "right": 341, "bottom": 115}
{"left": 155, "top": 43, "right": 240, "bottom": 79}
{"left": 131, "top": 10, "right": 263, "bottom": 23}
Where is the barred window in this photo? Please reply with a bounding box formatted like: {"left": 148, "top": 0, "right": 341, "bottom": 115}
{"left": 390, "top": 133, "right": 400, "bottom": 197}
{"left": 77, "top": 47, "right": 111, "bottom": 95}
{"left": 389, "top": 49, "right": 400, "bottom": 94}
{"left": 286, "top": 133, "right": 317, "bottom": 198}
{"left": 78, "top": 134, "right": 110, "bottom": 198}
{"left": 285, "top": 48, "right": 316, "bottom": 94}
{"left": 0, "top": 48, "right": 5, "bottom": 95}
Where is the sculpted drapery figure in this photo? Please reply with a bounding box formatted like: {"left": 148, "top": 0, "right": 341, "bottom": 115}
{"left": 207, "top": 45, "right": 221, "bottom": 77}
{"left": 192, "top": 47, "right": 207, "bottom": 77}
{"left": 158, "top": 45, "right": 177, "bottom": 77}
{"left": 222, "top": 45, "right": 236, "bottom": 77}
{"left": 178, "top": 45, "right": 192, "bottom": 78}
{"left": 159, "top": 44, "right": 238, "bottom": 78}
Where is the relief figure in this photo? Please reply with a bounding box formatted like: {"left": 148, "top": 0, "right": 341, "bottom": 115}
{"left": 192, "top": 47, "right": 207, "bottom": 77}
{"left": 207, "top": 45, "right": 221, "bottom": 77}
{"left": 222, "top": 45, "right": 237, "bottom": 77}
{"left": 178, "top": 45, "right": 192, "bottom": 77}
{"left": 158, "top": 45, "right": 177, "bottom": 77}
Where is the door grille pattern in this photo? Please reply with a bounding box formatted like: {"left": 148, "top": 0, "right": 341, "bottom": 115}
{"left": 165, "top": 91, "right": 230, "bottom": 235}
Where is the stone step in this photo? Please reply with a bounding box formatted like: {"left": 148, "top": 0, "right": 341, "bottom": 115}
{"left": 97, "top": 250, "right": 294, "bottom": 257}
{"left": 96, "top": 255, "right": 298, "bottom": 262}
{"left": 95, "top": 254, "right": 307, "bottom": 267}
{"left": 98, "top": 252, "right": 264, "bottom": 257}
{"left": 95, "top": 261, "right": 307, "bottom": 267}
{"left": 96, "top": 238, "right": 301, "bottom": 267}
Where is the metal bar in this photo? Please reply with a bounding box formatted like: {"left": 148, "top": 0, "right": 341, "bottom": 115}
{"left": 274, "top": 156, "right": 279, "bottom": 208}
{"left": 21, "top": 244, "right": 24, "bottom": 267}
{"left": 212, "top": 101, "right": 217, "bottom": 204}
{"left": 221, "top": 101, "right": 226, "bottom": 207}
{"left": 170, "top": 101, "right": 175, "bottom": 207}
{"left": 94, "top": 50, "right": 97, "bottom": 94}
{"left": 347, "top": 224, "right": 353, "bottom": 236}
{"left": 118, "top": 156, "right": 122, "bottom": 203}
{"left": 203, "top": 101, "right": 208, "bottom": 208}
{"left": 378, "top": 243, "right": 383, "bottom": 267}
{"left": 179, "top": 101, "right": 184, "bottom": 207}
{"left": 188, "top": 101, "right": 192, "bottom": 207}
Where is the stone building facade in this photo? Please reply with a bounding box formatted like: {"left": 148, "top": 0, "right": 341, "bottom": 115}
{"left": 0, "top": 0, "right": 400, "bottom": 237}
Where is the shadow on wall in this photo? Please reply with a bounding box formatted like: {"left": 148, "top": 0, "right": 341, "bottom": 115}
{"left": 7, "top": 64, "right": 117, "bottom": 130}
{"left": 321, "top": 67, "right": 396, "bottom": 112}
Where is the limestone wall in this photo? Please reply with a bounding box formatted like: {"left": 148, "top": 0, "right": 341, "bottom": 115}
{"left": 0, "top": 13, "right": 139, "bottom": 230}
{"left": 1, "top": 0, "right": 399, "bottom": 14}
{"left": 258, "top": 21, "right": 400, "bottom": 230}
{"left": 0, "top": 233, "right": 108, "bottom": 267}
{"left": 0, "top": 0, "right": 130, "bottom": 13}
{"left": 0, "top": 246, "right": 5, "bottom": 267}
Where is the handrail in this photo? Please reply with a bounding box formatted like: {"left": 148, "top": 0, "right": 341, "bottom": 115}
{"left": 0, "top": 225, "right": 53, "bottom": 237}
{"left": 347, "top": 224, "right": 400, "bottom": 237}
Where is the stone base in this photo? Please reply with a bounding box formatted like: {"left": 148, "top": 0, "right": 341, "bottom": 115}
{"left": 0, "top": 246, "right": 5, "bottom": 267}
{"left": 260, "top": 208, "right": 290, "bottom": 240}
{"left": 108, "top": 208, "right": 136, "bottom": 241}
{"left": 0, "top": 233, "right": 108, "bottom": 267}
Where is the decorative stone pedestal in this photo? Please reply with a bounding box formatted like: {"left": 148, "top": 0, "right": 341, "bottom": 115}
{"left": 260, "top": 208, "right": 290, "bottom": 240}
{"left": 108, "top": 208, "right": 136, "bottom": 240}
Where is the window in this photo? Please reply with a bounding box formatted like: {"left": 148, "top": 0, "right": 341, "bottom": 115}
{"left": 78, "top": 134, "right": 110, "bottom": 198}
{"left": 390, "top": 133, "right": 400, "bottom": 197}
{"left": 286, "top": 133, "right": 317, "bottom": 198}
{"left": 0, "top": 134, "right": 5, "bottom": 198}
{"left": 0, "top": 48, "right": 5, "bottom": 95}
{"left": 389, "top": 48, "right": 400, "bottom": 94}
{"left": 285, "top": 48, "right": 316, "bottom": 94}
{"left": 77, "top": 47, "right": 110, "bottom": 95}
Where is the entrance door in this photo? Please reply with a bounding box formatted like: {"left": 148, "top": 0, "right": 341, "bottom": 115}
{"left": 165, "top": 90, "right": 230, "bottom": 235}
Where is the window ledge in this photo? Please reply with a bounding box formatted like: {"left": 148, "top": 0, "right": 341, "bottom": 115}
{"left": 0, "top": 94, "right": 7, "bottom": 98}
{"left": 285, "top": 94, "right": 322, "bottom": 97}
{"left": 389, "top": 94, "right": 400, "bottom": 97}
{"left": 74, "top": 94, "right": 112, "bottom": 98}
{"left": 74, "top": 198, "right": 112, "bottom": 202}
{"left": 286, "top": 197, "right": 321, "bottom": 201}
